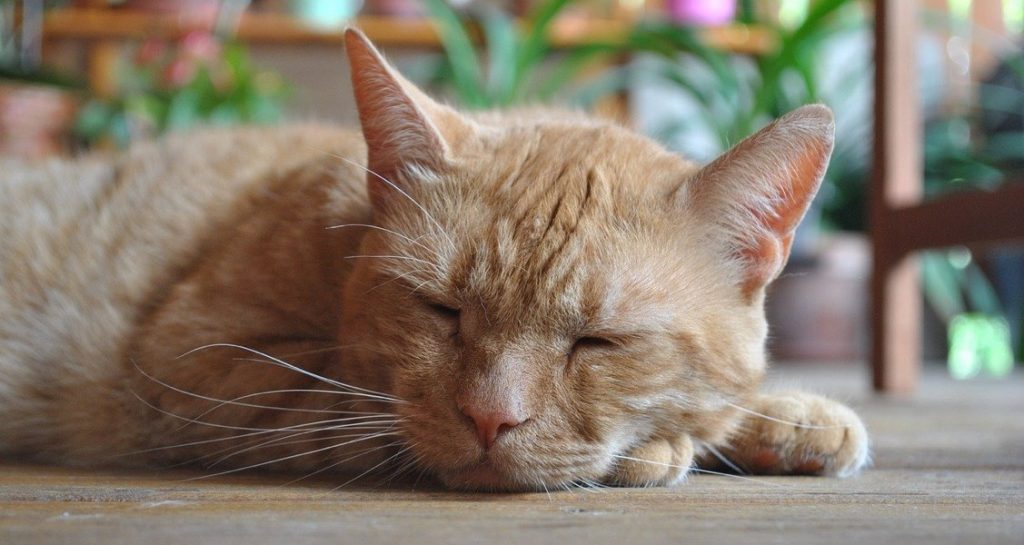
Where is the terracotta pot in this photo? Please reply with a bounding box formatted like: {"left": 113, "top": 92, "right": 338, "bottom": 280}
{"left": 123, "top": 0, "right": 221, "bottom": 27}
{"left": 362, "top": 0, "right": 423, "bottom": 18}
{"left": 765, "top": 233, "right": 870, "bottom": 362}
{"left": 0, "top": 83, "right": 78, "bottom": 159}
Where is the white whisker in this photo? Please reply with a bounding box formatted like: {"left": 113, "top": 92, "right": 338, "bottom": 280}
{"left": 283, "top": 441, "right": 407, "bottom": 486}
{"left": 365, "top": 268, "right": 431, "bottom": 294}
{"left": 118, "top": 414, "right": 390, "bottom": 459}
{"left": 688, "top": 467, "right": 786, "bottom": 485}
{"left": 344, "top": 254, "right": 439, "bottom": 270}
{"left": 329, "top": 154, "right": 456, "bottom": 252}
{"left": 612, "top": 454, "right": 785, "bottom": 488}
{"left": 326, "top": 223, "right": 437, "bottom": 258}
{"left": 328, "top": 447, "right": 408, "bottom": 491}
{"left": 209, "top": 425, "right": 404, "bottom": 468}
{"left": 163, "top": 419, "right": 401, "bottom": 469}
{"left": 177, "top": 343, "right": 405, "bottom": 403}
{"left": 701, "top": 442, "right": 747, "bottom": 475}
{"left": 134, "top": 363, "right": 384, "bottom": 418}
{"left": 130, "top": 389, "right": 400, "bottom": 434}
{"left": 276, "top": 344, "right": 365, "bottom": 358}
{"left": 727, "top": 402, "right": 848, "bottom": 430}
{"left": 381, "top": 445, "right": 422, "bottom": 486}
{"left": 188, "top": 431, "right": 405, "bottom": 480}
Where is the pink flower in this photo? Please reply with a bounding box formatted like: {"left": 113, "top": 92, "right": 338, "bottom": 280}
{"left": 163, "top": 58, "right": 197, "bottom": 88}
{"left": 134, "top": 39, "right": 167, "bottom": 66}
{"left": 180, "top": 32, "right": 221, "bottom": 62}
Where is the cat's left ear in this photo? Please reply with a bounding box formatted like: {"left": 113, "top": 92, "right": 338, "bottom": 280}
{"left": 681, "top": 105, "right": 834, "bottom": 299}
{"left": 344, "top": 29, "right": 473, "bottom": 209}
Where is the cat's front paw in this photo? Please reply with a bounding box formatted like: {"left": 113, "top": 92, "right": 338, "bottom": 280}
{"left": 605, "top": 433, "right": 694, "bottom": 487}
{"left": 723, "top": 392, "right": 869, "bottom": 477}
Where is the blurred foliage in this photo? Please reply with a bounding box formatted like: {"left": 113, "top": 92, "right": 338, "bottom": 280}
{"left": 423, "top": 0, "right": 868, "bottom": 198}
{"left": 947, "top": 313, "right": 1014, "bottom": 378}
{"left": 75, "top": 33, "right": 288, "bottom": 148}
{"left": 0, "top": 64, "right": 82, "bottom": 89}
{"left": 423, "top": 0, "right": 597, "bottom": 107}
{"left": 621, "top": 0, "right": 866, "bottom": 223}
{"left": 422, "top": 0, "right": 1023, "bottom": 365}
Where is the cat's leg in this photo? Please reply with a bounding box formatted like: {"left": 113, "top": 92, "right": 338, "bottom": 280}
{"left": 605, "top": 433, "right": 695, "bottom": 486}
{"left": 712, "top": 391, "right": 869, "bottom": 477}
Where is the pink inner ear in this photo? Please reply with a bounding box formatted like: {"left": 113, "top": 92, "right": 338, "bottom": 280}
{"left": 739, "top": 140, "right": 829, "bottom": 296}
{"left": 344, "top": 29, "right": 448, "bottom": 209}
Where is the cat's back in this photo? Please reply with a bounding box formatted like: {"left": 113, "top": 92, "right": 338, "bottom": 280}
{"left": 0, "top": 125, "right": 365, "bottom": 458}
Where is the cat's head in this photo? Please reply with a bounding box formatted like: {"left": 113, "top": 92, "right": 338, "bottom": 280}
{"left": 338, "top": 30, "right": 833, "bottom": 490}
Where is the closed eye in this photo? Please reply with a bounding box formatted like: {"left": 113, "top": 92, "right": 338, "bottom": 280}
{"left": 426, "top": 301, "right": 460, "bottom": 320}
{"left": 570, "top": 336, "right": 618, "bottom": 356}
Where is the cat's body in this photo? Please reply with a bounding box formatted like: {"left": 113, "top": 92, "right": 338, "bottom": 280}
{"left": 0, "top": 31, "right": 868, "bottom": 490}
{"left": 0, "top": 125, "right": 372, "bottom": 466}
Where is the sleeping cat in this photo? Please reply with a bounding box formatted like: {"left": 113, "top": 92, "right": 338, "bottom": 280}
{"left": 0, "top": 30, "right": 868, "bottom": 490}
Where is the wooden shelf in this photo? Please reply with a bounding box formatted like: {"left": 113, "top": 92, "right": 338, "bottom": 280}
{"left": 43, "top": 8, "right": 772, "bottom": 53}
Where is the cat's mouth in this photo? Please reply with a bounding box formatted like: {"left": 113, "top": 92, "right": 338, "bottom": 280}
{"left": 428, "top": 447, "right": 538, "bottom": 490}
{"left": 436, "top": 455, "right": 591, "bottom": 492}
{"left": 442, "top": 460, "right": 524, "bottom": 490}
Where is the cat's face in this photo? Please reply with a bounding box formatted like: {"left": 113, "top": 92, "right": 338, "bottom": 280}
{"left": 337, "top": 30, "right": 833, "bottom": 490}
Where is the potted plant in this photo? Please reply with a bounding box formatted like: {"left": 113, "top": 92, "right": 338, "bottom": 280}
{"left": 75, "top": 30, "right": 289, "bottom": 148}
{"left": 1, "top": 0, "right": 82, "bottom": 158}
{"left": 606, "top": 0, "right": 872, "bottom": 360}
{"left": 419, "top": 0, "right": 873, "bottom": 360}
{"left": 420, "top": 0, "right": 1021, "bottom": 367}
{"left": 632, "top": 0, "right": 1023, "bottom": 368}
{"left": 421, "top": 0, "right": 608, "bottom": 108}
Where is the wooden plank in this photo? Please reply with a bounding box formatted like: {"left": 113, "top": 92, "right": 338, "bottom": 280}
{"left": 888, "top": 182, "right": 1024, "bottom": 256}
{"left": 871, "top": 257, "right": 922, "bottom": 392}
{"left": 1, "top": 366, "right": 1021, "bottom": 545}
{"left": 42, "top": 9, "right": 773, "bottom": 53}
{"left": 86, "top": 40, "right": 119, "bottom": 98}
{"left": 870, "top": 0, "right": 924, "bottom": 393}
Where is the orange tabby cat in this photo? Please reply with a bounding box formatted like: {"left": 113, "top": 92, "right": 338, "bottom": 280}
{"left": 0, "top": 30, "right": 867, "bottom": 490}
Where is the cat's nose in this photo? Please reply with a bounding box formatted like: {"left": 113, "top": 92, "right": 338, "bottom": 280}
{"left": 460, "top": 404, "right": 524, "bottom": 450}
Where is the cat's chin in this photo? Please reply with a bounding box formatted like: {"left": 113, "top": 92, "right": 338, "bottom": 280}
{"left": 437, "top": 461, "right": 562, "bottom": 492}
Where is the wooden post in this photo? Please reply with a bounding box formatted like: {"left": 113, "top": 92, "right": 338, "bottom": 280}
{"left": 871, "top": 0, "right": 923, "bottom": 393}
{"left": 87, "top": 40, "right": 121, "bottom": 98}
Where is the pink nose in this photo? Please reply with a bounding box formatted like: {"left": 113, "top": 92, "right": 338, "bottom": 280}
{"left": 460, "top": 405, "right": 524, "bottom": 450}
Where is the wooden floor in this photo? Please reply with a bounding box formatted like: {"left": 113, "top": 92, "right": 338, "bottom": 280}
{"left": 2, "top": 365, "right": 1022, "bottom": 545}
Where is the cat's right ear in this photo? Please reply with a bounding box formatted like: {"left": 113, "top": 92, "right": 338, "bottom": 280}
{"left": 677, "top": 105, "right": 834, "bottom": 300}
{"left": 344, "top": 29, "right": 472, "bottom": 209}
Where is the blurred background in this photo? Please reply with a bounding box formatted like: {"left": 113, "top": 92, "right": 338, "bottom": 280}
{"left": 1, "top": 0, "right": 1021, "bottom": 386}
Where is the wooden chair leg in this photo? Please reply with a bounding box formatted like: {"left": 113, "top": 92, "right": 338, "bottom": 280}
{"left": 871, "top": 254, "right": 921, "bottom": 393}
{"left": 871, "top": 0, "right": 924, "bottom": 392}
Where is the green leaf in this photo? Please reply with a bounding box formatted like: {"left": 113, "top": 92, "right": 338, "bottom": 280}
{"left": 74, "top": 101, "right": 113, "bottom": 140}
{"left": 423, "top": 0, "right": 487, "bottom": 107}
{"left": 962, "top": 260, "right": 1004, "bottom": 315}
{"left": 983, "top": 132, "right": 1024, "bottom": 162}
{"left": 922, "top": 251, "right": 967, "bottom": 321}
{"left": 515, "top": 0, "right": 573, "bottom": 82}
{"left": 478, "top": 5, "right": 519, "bottom": 105}
{"left": 534, "top": 41, "right": 623, "bottom": 101}
{"left": 749, "top": 0, "right": 855, "bottom": 123}
{"left": 165, "top": 88, "right": 202, "bottom": 130}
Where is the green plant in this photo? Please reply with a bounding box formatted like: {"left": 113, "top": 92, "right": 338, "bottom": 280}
{"left": 423, "top": 0, "right": 602, "bottom": 107}
{"left": 75, "top": 33, "right": 288, "bottom": 148}
{"left": 422, "top": 0, "right": 1021, "bottom": 366}
{"left": 920, "top": 93, "right": 1024, "bottom": 369}
{"left": 922, "top": 246, "right": 1013, "bottom": 375}
{"left": 630, "top": 1, "right": 1022, "bottom": 368}
{"left": 629, "top": 0, "right": 862, "bottom": 162}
